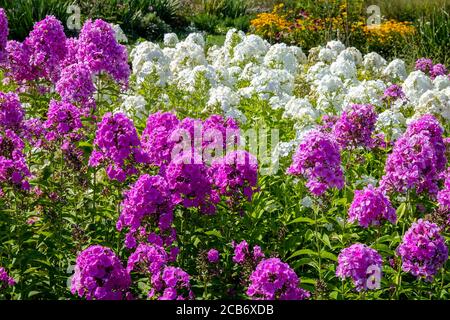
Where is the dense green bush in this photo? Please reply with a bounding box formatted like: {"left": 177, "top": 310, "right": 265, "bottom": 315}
{"left": 75, "top": 0, "right": 184, "bottom": 40}
{"left": 0, "top": 0, "right": 186, "bottom": 41}
{"left": 0, "top": 0, "right": 75, "bottom": 40}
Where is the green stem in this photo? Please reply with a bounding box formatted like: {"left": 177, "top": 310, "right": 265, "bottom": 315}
{"left": 313, "top": 204, "right": 322, "bottom": 282}
{"left": 93, "top": 168, "right": 97, "bottom": 220}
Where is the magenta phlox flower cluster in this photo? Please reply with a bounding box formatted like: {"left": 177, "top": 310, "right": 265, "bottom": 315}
{"left": 415, "top": 58, "right": 449, "bottom": 79}
{"left": 319, "top": 115, "right": 339, "bottom": 132}
{"left": 288, "top": 129, "right": 344, "bottom": 196}
{"left": 44, "top": 100, "right": 82, "bottom": 143}
{"left": 383, "top": 84, "right": 406, "bottom": 102}
{"left": 381, "top": 115, "right": 446, "bottom": 195}
{"left": 0, "top": 267, "right": 15, "bottom": 289}
{"left": 127, "top": 243, "right": 168, "bottom": 276}
{"left": 247, "top": 258, "right": 310, "bottom": 300}
{"left": 207, "top": 249, "right": 220, "bottom": 263}
{"left": 165, "top": 152, "right": 219, "bottom": 214}
{"left": 406, "top": 115, "right": 447, "bottom": 170}
{"left": 0, "top": 91, "right": 24, "bottom": 132}
{"left": 0, "top": 8, "right": 8, "bottom": 64}
{"left": 22, "top": 118, "right": 45, "bottom": 148}
{"left": 117, "top": 174, "right": 174, "bottom": 249}
{"left": 336, "top": 243, "right": 383, "bottom": 291}
{"left": 202, "top": 115, "right": 240, "bottom": 157}
{"left": 56, "top": 63, "right": 95, "bottom": 108}
{"left": 126, "top": 243, "right": 193, "bottom": 300}
{"left": 4, "top": 16, "right": 67, "bottom": 83}
{"left": 60, "top": 38, "right": 78, "bottom": 68}
{"left": 348, "top": 184, "right": 397, "bottom": 228}
{"left": 210, "top": 150, "right": 258, "bottom": 203}
{"left": 168, "top": 115, "right": 240, "bottom": 165}
{"left": 23, "top": 16, "right": 67, "bottom": 82}
{"left": 438, "top": 168, "right": 450, "bottom": 211}
{"left": 415, "top": 58, "right": 434, "bottom": 74}
{"left": 0, "top": 129, "right": 31, "bottom": 192}
{"left": 150, "top": 266, "right": 194, "bottom": 300}
{"left": 232, "top": 240, "right": 265, "bottom": 265}
{"left": 89, "top": 112, "right": 148, "bottom": 182}
{"left": 141, "top": 112, "right": 180, "bottom": 167}
{"left": 431, "top": 64, "right": 448, "bottom": 79}
{"left": 332, "top": 104, "right": 377, "bottom": 149}
{"left": 3, "top": 40, "right": 36, "bottom": 83}
{"left": 71, "top": 245, "right": 131, "bottom": 300}
{"left": 76, "top": 19, "right": 130, "bottom": 86}
{"left": 141, "top": 113, "right": 253, "bottom": 214}
{"left": 397, "top": 219, "right": 448, "bottom": 281}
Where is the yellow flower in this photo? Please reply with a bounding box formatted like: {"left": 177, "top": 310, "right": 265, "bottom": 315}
{"left": 363, "top": 20, "right": 415, "bottom": 44}
{"left": 250, "top": 6, "right": 291, "bottom": 37}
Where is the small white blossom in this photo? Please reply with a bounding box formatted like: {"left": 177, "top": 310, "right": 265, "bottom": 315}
{"left": 363, "top": 52, "right": 387, "bottom": 73}
{"left": 318, "top": 48, "right": 337, "bottom": 64}
{"left": 402, "top": 70, "right": 433, "bottom": 104}
{"left": 326, "top": 40, "right": 346, "bottom": 55}
{"left": 163, "top": 33, "right": 179, "bottom": 47}
{"left": 382, "top": 59, "right": 407, "bottom": 81}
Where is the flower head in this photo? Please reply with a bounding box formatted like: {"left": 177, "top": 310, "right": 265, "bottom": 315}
{"left": 141, "top": 112, "right": 179, "bottom": 167}
{"left": 3, "top": 40, "right": 35, "bottom": 82}
{"left": 0, "top": 129, "right": 31, "bottom": 191}
{"left": 24, "top": 16, "right": 67, "bottom": 82}
{"left": 56, "top": 63, "right": 95, "bottom": 109}
{"left": 0, "top": 92, "right": 24, "bottom": 132}
{"left": 415, "top": 58, "right": 433, "bottom": 74}
{"left": 165, "top": 152, "right": 219, "bottom": 214}
{"left": 383, "top": 84, "right": 405, "bottom": 101}
{"left": 126, "top": 243, "right": 168, "bottom": 276}
{"left": 430, "top": 64, "right": 448, "bottom": 80}
{"left": 150, "top": 266, "right": 194, "bottom": 300}
{"left": 44, "top": 100, "right": 82, "bottom": 141}
{"left": 333, "top": 104, "right": 377, "bottom": 149}
{"left": 89, "top": 112, "right": 148, "bottom": 182}
{"left": 210, "top": 150, "right": 258, "bottom": 203}
{"left": 397, "top": 219, "right": 448, "bottom": 281}
{"left": 336, "top": 243, "right": 382, "bottom": 291}
{"left": 0, "top": 8, "right": 8, "bottom": 64}
{"left": 117, "top": 174, "right": 174, "bottom": 249}
{"left": 207, "top": 249, "right": 220, "bottom": 263}
{"left": 77, "top": 19, "right": 130, "bottom": 85}
{"left": 232, "top": 240, "right": 265, "bottom": 265}
{"left": 438, "top": 168, "right": 450, "bottom": 211}
{"left": 0, "top": 267, "right": 15, "bottom": 289}
{"left": 380, "top": 114, "right": 446, "bottom": 195}
{"left": 288, "top": 130, "right": 344, "bottom": 196}
{"left": 348, "top": 185, "right": 397, "bottom": 228}
{"left": 71, "top": 245, "right": 131, "bottom": 300}
{"left": 247, "top": 258, "right": 310, "bottom": 300}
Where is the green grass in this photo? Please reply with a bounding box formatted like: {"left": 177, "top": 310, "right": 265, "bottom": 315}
{"left": 363, "top": 0, "right": 450, "bottom": 21}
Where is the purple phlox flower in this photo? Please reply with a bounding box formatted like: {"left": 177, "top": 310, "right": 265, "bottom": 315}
{"left": 247, "top": 258, "right": 310, "bottom": 300}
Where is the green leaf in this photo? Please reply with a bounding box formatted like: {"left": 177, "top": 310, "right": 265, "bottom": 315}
{"left": 204, "top": 230, "right": 223, "bottom": 238}
{"left": 288, "top": 217, "right": 315, "bottom": 225}
{"left": 28, "top": 291, "right": 41, "bottom": 298}
{"left": 396, "top": 203, "right": 406, "bottom": 221}
{"left": 321, "top": 234, "right": 332, "bottom": 249}
{"left": 320, "top": 250, "right": 337, "bottom": 261}
{"left": 288, "top": 249, "right": 317, "bottom": 260}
